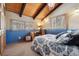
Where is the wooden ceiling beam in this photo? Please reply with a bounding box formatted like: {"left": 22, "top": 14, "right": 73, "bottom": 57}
{"left": 19, "top": 3, "right": 26, "bottom": 17}
{"left": 41, "top": 3, "right": 62, "bottom": 21}
{"left": 35, "top": 3, "right": 62, "bottom": 21}
{"left": 23, "top": 3, "right": 47, "bottom": 18}
{"left": 33, "top": 3, "right": 47, "bottom": 19}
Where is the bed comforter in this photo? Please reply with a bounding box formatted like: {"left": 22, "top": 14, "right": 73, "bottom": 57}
{"left": 31, "top": 34, "right": 79, "bottom": 56}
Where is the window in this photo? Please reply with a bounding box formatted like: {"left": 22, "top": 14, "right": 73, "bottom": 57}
{"left": 11, "top": 19, "right": 34, "bottom": 30}
{"left": 11, "top": 20, "right": 25, "bottom": 30}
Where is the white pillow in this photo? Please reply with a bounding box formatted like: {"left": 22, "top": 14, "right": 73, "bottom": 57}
{"left": 72, "top": 30, "right": 79, "bottom": 35}
{"left": 56, "top": 33, "right": 71, "bottom": 43}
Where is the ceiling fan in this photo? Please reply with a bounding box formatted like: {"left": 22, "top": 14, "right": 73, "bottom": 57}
{"left": 47, "top": 3, "right": 55, "bottom": 10}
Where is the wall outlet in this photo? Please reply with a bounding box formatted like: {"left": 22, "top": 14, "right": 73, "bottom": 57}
{"left": 18, "top": 36, "right": 21, "bottom": 40}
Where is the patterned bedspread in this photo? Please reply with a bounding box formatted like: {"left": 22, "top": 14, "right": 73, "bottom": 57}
{"left": 31, "top": 34, "right": 79, "bottom": 56}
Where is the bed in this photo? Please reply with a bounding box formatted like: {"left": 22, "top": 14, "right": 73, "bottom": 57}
{"left": 31, "top": 31, "right": 79, "bottom": 56}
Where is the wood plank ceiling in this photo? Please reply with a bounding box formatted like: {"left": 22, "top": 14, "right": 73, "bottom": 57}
{"left": 5, "top": 3, "right": 62, "bottom": 21}
{"left": 23, "top": 3, "right": 46, "bottom": 18}
{"left": 5, "top": 3, "right": 22, "bottom": 13}
{"left": 35, "top": 4, "right": 62, "bottom": 20}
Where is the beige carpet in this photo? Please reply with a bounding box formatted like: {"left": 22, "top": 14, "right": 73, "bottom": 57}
{"left": 2, "top": 42, "right": 40, "bottom": 56}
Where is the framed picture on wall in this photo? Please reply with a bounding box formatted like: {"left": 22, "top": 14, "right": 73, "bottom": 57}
{"left": 11, "top": 19, "right": 25, "bottom": 30}
{"left": 51, "top": 14, "right": 68, "bottom": 29}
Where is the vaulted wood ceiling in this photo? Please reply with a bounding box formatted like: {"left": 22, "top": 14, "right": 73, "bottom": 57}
{"left": 35, "top": 4, "right": 62, "bottom": 20}
{"left": 5, "top": 3, "right": 62, "bottom": 21}
{"left": 23, "top": 3, "right": 46, "bottom": 18}
{"left": 5, "top": 3, "right": 22, "bottom": 13}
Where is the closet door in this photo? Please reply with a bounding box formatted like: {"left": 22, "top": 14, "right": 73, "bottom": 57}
{"left": 0, "top": 4, "right": 1, "bottom": 55}
{"left": 0, "top": 4, "right": 6, "bottom": 55}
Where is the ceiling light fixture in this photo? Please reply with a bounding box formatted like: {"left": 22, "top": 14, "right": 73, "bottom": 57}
{"left": 74, "top": 9, "right": 79, "bottom": 13}
{"left": 48, "top": 3, "right": 55, "bottom": 10}
{"left": 71, "top": 9, "right": 79, "bottom": 16}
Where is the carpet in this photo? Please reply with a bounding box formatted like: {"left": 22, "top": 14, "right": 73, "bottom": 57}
{"left": 2, "top": 42, "right": 40, "bottom": 56}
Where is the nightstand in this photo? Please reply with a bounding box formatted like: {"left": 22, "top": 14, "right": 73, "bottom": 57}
{"left": 30, "top": 29, "right": 45, "bottom": 41}
{"left": 30, "top": 32, "right": 35, "bottom": 41}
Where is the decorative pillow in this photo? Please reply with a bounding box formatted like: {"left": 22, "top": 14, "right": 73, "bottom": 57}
{"left": 71, "top": 30, "right": 79, "bottom": 35}
{"left": 62, "top": 30, "right": 79, "bottom": 46}
{"left": 56, "top": 32, "right": 67, "bottom": 39}
{"left": 56, "top": 31, "right": 72, "bottom": 39}
{"left": 56, "top": 32, "right": 72, "bottom": 44}
{"left": 66, "top": 33, "right": 79, "bottom": 46}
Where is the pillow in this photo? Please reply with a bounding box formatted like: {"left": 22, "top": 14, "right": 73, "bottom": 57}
{"left": 56, "top": 32, "right": 72, "bottom": 39}
{"left": 71, "top": 30, "right": 79, "bottom": 35}
{"left": 56, "top": 32, "right": 67, "bottom": 39}
{"left": 56, "top": 37, "right": 70, "bottom": 44}
{"left": 56, "top": 32, "right": 72, "bottom": 44}
{"left": 65, "top": 34, "right": 79, "bottom": 46}
{"left": 64, "top": 30, "right": 79, "bottom": 46}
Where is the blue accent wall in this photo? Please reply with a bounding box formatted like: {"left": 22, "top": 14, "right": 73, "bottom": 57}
{"left": 6, "top": 30, "right": 33, "bottom": 44}
{"left": 45, "top": 29, "right": 67, "bottom": 34}
{"left": 6, "top": 29, "right": 78, "bottom": 44}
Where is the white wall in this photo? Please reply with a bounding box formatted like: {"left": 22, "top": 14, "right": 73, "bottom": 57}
{"left": 69, "top": 15, "right": 79, "bottom": 29}
{"left": 5, "top": 11, "right": 37, "bottom": 30}
{"left": 43, "top": 3, "right": 79, "bottom": 29}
